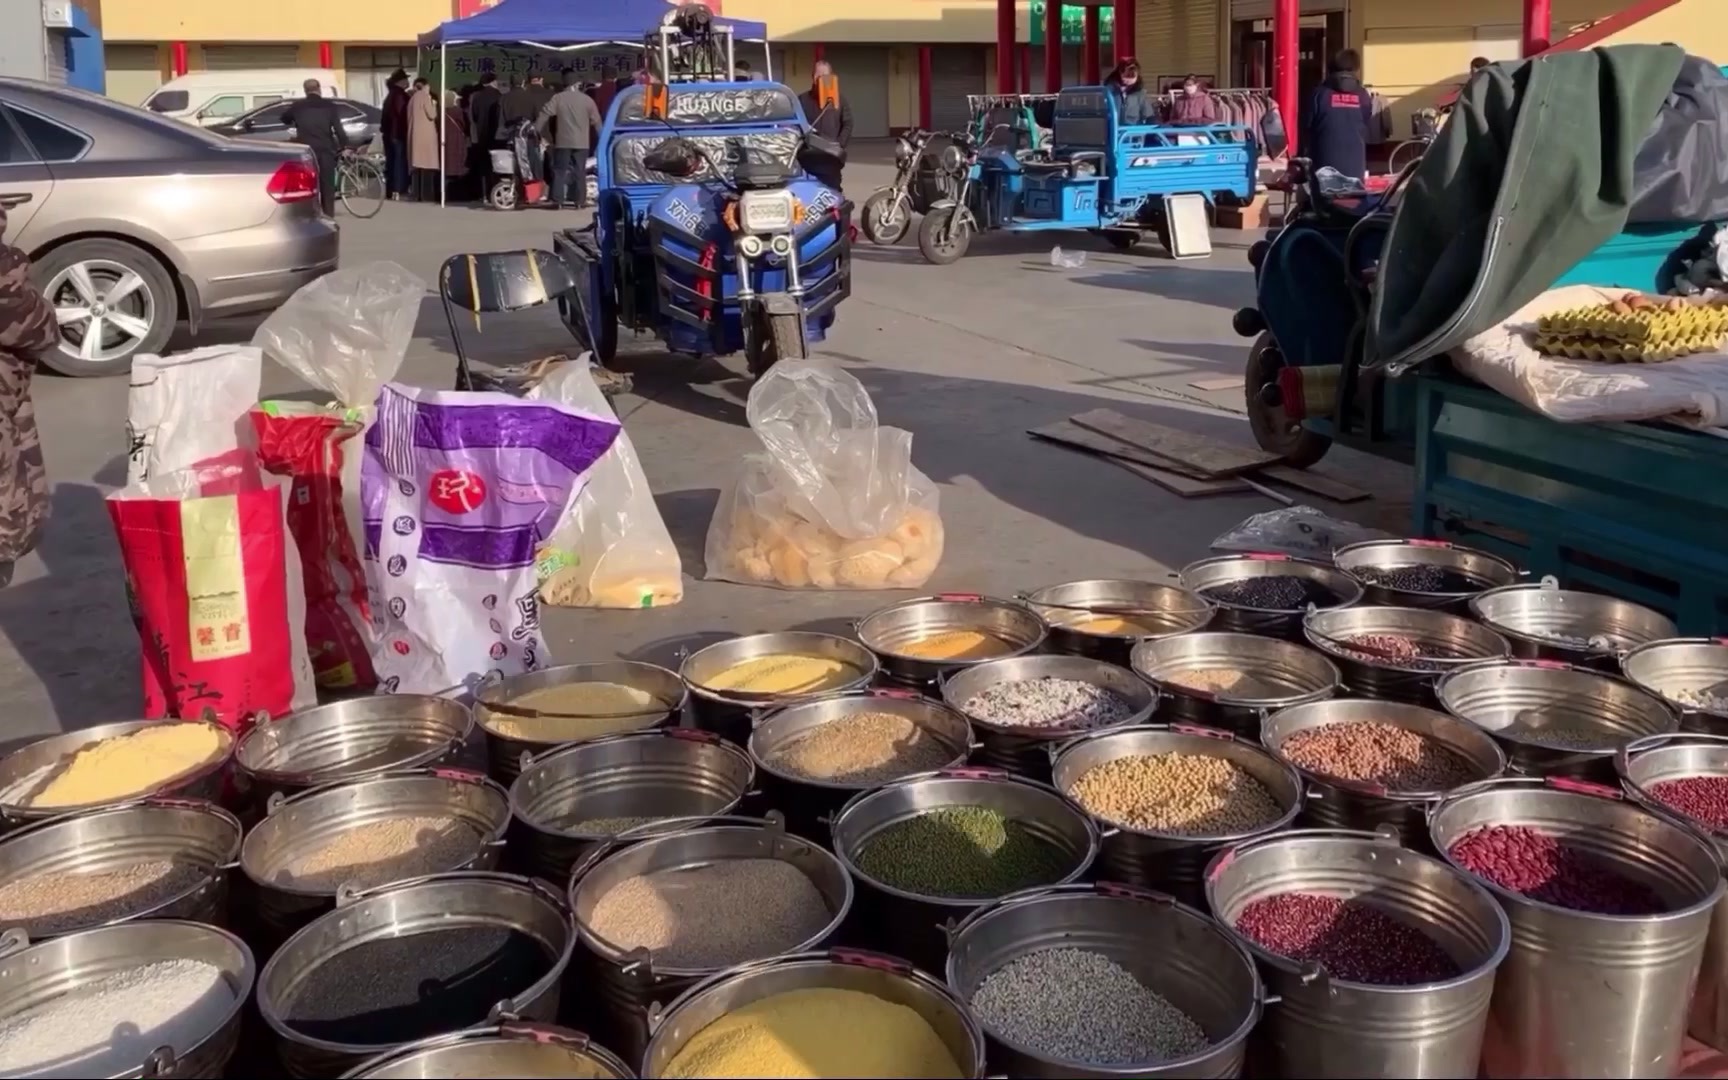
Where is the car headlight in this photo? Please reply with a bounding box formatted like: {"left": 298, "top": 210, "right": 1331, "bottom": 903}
{"left": 737, "top": 190, "right": 797, "bottom": 233}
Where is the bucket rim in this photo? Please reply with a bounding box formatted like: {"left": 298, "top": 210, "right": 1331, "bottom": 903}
{"left": 1434, "top": 658, "right": 1680, "bottom": 757}
{"left": 678, "top": 631, "right": 882, "bottom": 707}
{"left": 746, "top": 690, "right": 975, "bottom": 793}
{"left": 337, "top": 1021, "right": 635, "bottom": 1079}
{"left": 854, "top": 593, "right": 1051, "bottom": 667}
{"left": 1619, "top": 637, "right": 1728, "bottom": 722}
{"left": 1302, "top": 606, "right": 1512, "bottom": 674}
{"left": 506, "top": 728, "right": 756, "bottom": 838}
{"left": 1259, "top": 699, "right": 1508, "bottom": 803}
{"left": 937, "top": 654, "right": 1160, "bottom": 738}
{"left": 1615, "top": 731, "right": 1728, "bottom": 840}
{"left": 1332, "top": 538, "right": 1519, "bottom": 597}
{"left": 1178, "top": 554, "right": 1364, "bottom": 615}
{"left": 0, "top": 718, "right": 237, "bottom": 818}
{"left": 1019, "top": 579, "right": 1217, "bottom": 642}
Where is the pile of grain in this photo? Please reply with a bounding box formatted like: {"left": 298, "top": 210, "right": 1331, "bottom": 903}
{"left": 9, "top": 724, "right": 224, "bottom": 809}
{"left": 484, "top": 681, "right": 666, "bottom": 741}
{"left": 765, "top": 710, "right": 955, "bottom": 784}
{"left": 588, "top": 858, "right": 831, "bottom": 968}
{"left": 0, "top": 860, "right": 208, "bottom": 936}
{"left": 281, "top": 815, "right": 481, "bottom": 891}
{"left": 699, "top": 655, "right": 864, "bottom": 696}
{"left": 895, "top": 629, "right": 1016, "bottom": 662}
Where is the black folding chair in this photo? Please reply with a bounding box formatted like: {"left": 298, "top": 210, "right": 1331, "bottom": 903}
{"left": 439, "top": 249, "right": 578, "bottom": 391}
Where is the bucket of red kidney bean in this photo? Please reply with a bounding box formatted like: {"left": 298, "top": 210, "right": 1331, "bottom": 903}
{"left": 1429, "top": 775, "right": 1724, "bottom": 1079}
{"left": 1203, "top": 828, "right": 1510, "bottom": 1079}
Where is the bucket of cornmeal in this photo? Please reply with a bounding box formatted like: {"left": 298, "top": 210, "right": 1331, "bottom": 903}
{"left": 858, "top": 595, "right": 1049, "bottom": 688}
{"left": 680, "top": 632, "right": 879, "bottom": 744}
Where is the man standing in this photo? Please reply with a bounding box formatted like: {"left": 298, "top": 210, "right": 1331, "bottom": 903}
{"left": 380, "top": 69, "right": 411, "bottom": 198}
{"left": 797, "top": 60, "right": 852, "bottom": 191}
{"left": 284, "top": 79, "right": 348, "bottom": 216}
{"left": 467, "top": 71, "right": 504, "bottom": 193}
{"left": 592, "top": 64, "right": 619, "bottom": 121}
{"left": 1304, "top": 49, "right": 1376, "bottom": 179}
{"left": 536, "top": 77, "right": 603, "bottom": 209}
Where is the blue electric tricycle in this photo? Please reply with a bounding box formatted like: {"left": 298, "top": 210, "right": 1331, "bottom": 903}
{"left": 916, "top": 85, "right": 1256, "bottom": 264}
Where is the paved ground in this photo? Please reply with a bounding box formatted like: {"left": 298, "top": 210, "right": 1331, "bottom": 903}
{"left": 0, "top": 157, "right": 1409, "bottom": 743}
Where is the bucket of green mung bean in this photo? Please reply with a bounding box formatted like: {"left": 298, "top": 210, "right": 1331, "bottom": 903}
{"left": 830, "top": 768, "right": 1099, "bottom": 973}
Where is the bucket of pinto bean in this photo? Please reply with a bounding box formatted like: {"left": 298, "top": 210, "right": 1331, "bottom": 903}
{"left": 1302, "top": 605, "right": 1512, "bottom": 706}
{"left": 1429, "top": 774, "right": 1725, "bottom": 1080}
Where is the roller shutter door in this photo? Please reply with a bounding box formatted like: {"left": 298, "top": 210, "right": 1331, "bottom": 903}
{"left": 1137, "top": 0, "right": 1220, "bottom": 84}
{"left": 44, "top": 31, "right": 70, "bottom": 84}
{"left": 201, "top": 45, "right": 301, "bottom": 71}
{"left": 823, "top": 45, "right": 890, "bottom": 138}
{"left": 105, "top": 44, "right": 163, "bottom": 105}
{"left": 928, "top": 46, "right": 984, "bottom": 131}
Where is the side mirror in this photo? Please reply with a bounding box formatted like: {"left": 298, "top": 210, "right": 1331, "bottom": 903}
{"left": 239, "top": 119, "right": 254, "bottom": 131}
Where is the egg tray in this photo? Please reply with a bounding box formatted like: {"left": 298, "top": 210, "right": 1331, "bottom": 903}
{"left": 1533, "top": 330, "right": 1728, "bottom": 364}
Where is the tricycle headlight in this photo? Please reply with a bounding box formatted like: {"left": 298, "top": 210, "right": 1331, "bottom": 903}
{"left": 738, "top": 190, "right": 797, "bottom": 233}
{"left": 894, "top": 137, "right": 911, "bottom": 164}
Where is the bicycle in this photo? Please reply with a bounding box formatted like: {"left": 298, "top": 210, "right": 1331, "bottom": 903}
{"left": 1386, "top": 135, "right": 1431, "bottom": 176}
{"left": 336, "top": 151, "right": 385, "bottom": 219}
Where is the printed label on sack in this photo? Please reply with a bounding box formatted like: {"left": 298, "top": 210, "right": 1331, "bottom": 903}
{"left": 181, "top": 494, "right": 252, "bottom": 662}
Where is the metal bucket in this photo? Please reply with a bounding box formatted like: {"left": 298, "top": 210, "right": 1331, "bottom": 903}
{"left": 234, "top": 696, "right": 472, "bottom": 808}
{"left": 473, "top": 661, "right": 688, "bottom": 786}
{"left": 1333, "top": 538, "right": 1519, "bottom": 611}
{"left": 748, "top": 690, "right": 973, "bottom": 840}
{"left": 257, "top": 871, "right": 576, "bottom": 1078}
{"left": 567, "top": 815, "right": 854, "bottom": 1065}
{"left": 1179, "top": 555, "right": 1362, "bottom": 640}
{"left": 0, "top": 920, "right": 256, "bottom": 1078}
{"left": 1429, "top": 776, "right": 1723, "bottom": 1078}
{"left": 946, "top": 882, "right": 1262, "bottom": 1078}
{"left": 1130, "top": 632, "right": 1341, "bottom": 738}
{"left": 1621, "top": 639, "right": 1728, "bottom": 737}
{"left": 341, "top": 1022, "right": 635, "bottom": 1079}
{"left": 1303, "top": 605, "right": 1511, "bottom": 705}
{"left": 507, "top": 728, "right": 755, "bottom": 884}
{"left": 1205, "top": 828, "right": 1511, "bottom": 1078}
{"left": 239, "top": 768, "right": 511, "bottom": 944}
{"left": 941, "top": 654, "right": 1159, "bottom": 781}
{"left": 641, "top": 950, "right": 988, "bottom": 1079}
{"left": 679, "top": 632, "right": 879, "bottom": 743}
{"left": 1261, "top": 698, "right": 1505, "bottom": 848}
{"left": 1022, "top": 579, "right": 1215, "bottom": 664}
{"left": 0, "top": 797, "right": 241, "bottom": 938}
{"left": 0, "top": 719, "right": 235, "bottom": 828}
{"left": 1469, "top": 581, "right": 1679, "bottom": 671}
{"left": 1436, "top": 659, "right": 1679, "bottom": 780}
{"left": 856, "top": 594, "right": 1048, "bottom": 687}
{"left": 830, "top": 769, "right": 1100, "bottom": 973}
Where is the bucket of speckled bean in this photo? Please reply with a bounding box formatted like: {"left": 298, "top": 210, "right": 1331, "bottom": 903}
{"left": 341, "top": 1021, "right": 636, "bottom": 1078}
{"left": 830, "top": 768, "right": 1099, "bottom": 972}
{"left": 1205, "top": 828, "right": 1510, "bottom": 1078}
{"left": 1130, "top": 631, "right": 1341, "bottom": 738}
{"left": 1261, "top": 698, "right": 1505, "bottom": 847}
{"left": 1179, "top": 554, "right": 1362, "bottom": 641}
{"left": 857, "top": 594, "right": 1049, "bottom": 687}
{"left": 1022, "top": 579, "right": 1216, "bottom": 665}
{"left": 0, "top": 718, "right": 236, "bottom": 829}
{"left": 1429, "top": 775, "right": 1724, "bottom": 1079}
{"left": 1333, "top": 538, "right": 1519, "bottom": 612}
{"left": 679, "top": 632, "right": 879, "bottom": 743}
{"left": 643, "top": 949, "right": 986, "bottom": 1078}
{"left": 1049, "top": 723, "right": 1303, "bottom": 907}
{"left": 1303, "top": 605, "right": 1511, "bottom": 705}
{"left": 940, "top": 654, "right": 1158, "bottom": 780}
{"left": 945, "top": 882, "right": 1262, "bottom": 1078}
{"left": 1621, "top": 638, "right": 1728, "bottom": 737}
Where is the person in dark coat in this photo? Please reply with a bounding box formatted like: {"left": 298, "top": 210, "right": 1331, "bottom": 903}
{"left": 1304, "top": 48, "right": 1376, "bottom": 179}
{"left": 1104, "top": 60, "right": 1152, "bottom": 124}
{"left": 284, "top": 79, "right": 348, "bottom": 216}
{"left": 467, "top": 71, "right": 504, "bottom": 194}
{"left": 797, "top": 60, "right": 853, "bottom": 191}
{"left": 0, "top": 205, "right": 55, "bottom": 589}
{"left": 380, "top": 69, "right": 411, "bottom": 198}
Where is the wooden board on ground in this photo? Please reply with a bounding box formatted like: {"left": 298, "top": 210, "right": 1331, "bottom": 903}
{"left": 1029, "top": 424, "right": 1249, "bottom": 496}
{"left": 1189, "top": 375, "right": 1245, "bottom": 392}
{"left": 1028, "top": 421, "right": 1209, "bottom": 478}
{"left": 1257, "top": 464, "right": 1371, "bottom": 503}
{"left": 1069, "top": 408, "right": 1281, "bottom": 478}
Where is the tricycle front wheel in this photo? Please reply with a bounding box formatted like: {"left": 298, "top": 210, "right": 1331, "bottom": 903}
{"left": 1246, "top": 331, "right": 1332, "bottom": 468}
{"left": 861, "top": 190, "right": 912, "bottom": 246}
{"left": 918, "top": 208, "right": 972, "bottom": 265}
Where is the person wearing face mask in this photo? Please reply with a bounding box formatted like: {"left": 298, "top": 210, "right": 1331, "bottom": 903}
{"left": 1169, "top": 74, "right": 1218, "bottom": 126}
{"left": 1105, "top": 60, "right": 1151, "bottom": 125}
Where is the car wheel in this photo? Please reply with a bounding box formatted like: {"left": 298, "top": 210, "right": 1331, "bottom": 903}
{"left": 32, "top": 240, "right": 175, "bottom": 377}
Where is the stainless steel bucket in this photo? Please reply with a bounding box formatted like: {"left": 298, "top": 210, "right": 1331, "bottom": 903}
{"left": 1621, "top": 639, "right": 1728, "bottom": 737}
{"left": 507, "top": 728, "right": 755, "bottom": 884}
{"left": 1333, "top": 538, "right": 1519, "bottom": 611}
{"left": 1261, "top": 698, "right": 1505, "bottom": 848}
{"left": 1470, "top": 581, "right": 1678, "bottom": 671}
{"left": 1179, "top": 554, "right": 1362, "bottom": 640}
{"left": 567, "top": 815, "right": 854, "bottom": 1065}
{"left": 679, "top": 632, "right": 879, "bottom": 743}
{"left": 748, "top": 689, "right": 973, "bottom": 839}
{"left": 1022, "top": 579, "right": 1215, "bottom": 664}
{"left": 1435, "top": 659, "right": 1679, "bottom": 780}
{"left": 341, "top": 1022, "right": 635, "bottom": 1079}
{"left": 1205, "top": 828, "right": 1511, "bottom": 1079}
{"left": 0, "top": 796, "right": 241, "bottom": 938}
{"left": 239, "top": 768, "right": 511, "bottom": 944}
{"left": 830, "top": 769, "right": 1100, "bottom": 973}
{"left": 1428, "top": 776, "right": 1723, "bottom": 1078}
{"left": 856, "top": 594, "right": 1048, "bottom": 686}
{"left": 641, "top": 950, "right": 988, "bottom": 1079}
{"left": 941, "top": 654, "right": 1159, "bottom": 781}
{"left": 234, "top": 696, "right": 472, "bottom": 808}
{"left": 945, "top": 882, "right": 1262, "bottom": 1078}
{"left": 1049, "top": 724, "right": 1303, "bottom": 907}
{"left": 0, "top": 719, "right": 235, "bottom": 828}
{"left": 1303, "top": 605, "right": 1511, "bottom": 705}
{"left": 0, "top": 920, "right": 256, "bottom": 1078}
{"left": 1130, "top": 632, "right": 1341, "bottom": 738}
{"left": 257, "top": 871, "right": 576, "bottom": 1078}
{"left": 473, "top": 661, "right": 688, "bottom": 786}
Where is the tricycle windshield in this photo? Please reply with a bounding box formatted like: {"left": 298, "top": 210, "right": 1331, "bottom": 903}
{"left": 605, "top": 83, "right": 808, "bottom": 185}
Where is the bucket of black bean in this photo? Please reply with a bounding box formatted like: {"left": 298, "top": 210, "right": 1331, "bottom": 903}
{"left": 1436, "top": 659, "right": 1679, "bottom": 780}
{"left": 679, "top": 632, "right": 880, "bottom": 743}
{"left": 1261, "top": 698, "right": 1505, "bottom": 848}
{"left": 1469, "top": 580, "right": 1679, "bottom": 671}
{"left": 1333, "top": 538, "right": 1519, "bottom": 612}
{"left": 256, "top": 871, "right": 577, "bottom": 1078}
{"left": 939, "top": 654, "right": 1158, "bottom": 781}
{"left": 1130, "top": 631, "right": 1341, "bottom": 738}
{"left": 474, "top": 661, "right": 688, "bottom": 785}
{"left": 1179, "top": 554, "right": 1362, "bottom": 640}
{"left": 1621, "top": 638, "right": 1728, "bottom": 737}
{"left": 341, "top": 1022, "right": 635, "bottom": 1079}
{"left": 856, "top": 594, "right": 1049, "bottom": 688}
{"left": 233, "top": 696, "right": 472, "bottom": 810}
{"left": 1021, "top": 580, "right": 1216, "bottom": 664}
{"left": 830, "top": 768, "right": 1099, "bottom": 973}
{"left": 1303, "top": 605, "right": 1511, "bottom": 705}
{"left": 945, "top": 882, "right": 1262, "bottom": 1078}
{"left": 641, "top": 949, "right": 988, "bottom": 1078}
{"left": 1428, "top": 776, "right": 1723, "bottom": 1079}
{"left": 507, "top": 728, "right": 756, "bottom": 884}
{"left": 567, "top": 814, "right": 854, "bottom": 1065}
{"left": 748, "top": 689, "right": 974, "bottom": 840}
{"left": 1205, "top": 828, "right": 1510, "bottom": 1078}
{"left": 1049, "top": 724, "right": 1303, "bottom": 907}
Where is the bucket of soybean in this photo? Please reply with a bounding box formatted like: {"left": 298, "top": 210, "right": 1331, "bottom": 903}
{"left": 474, "top": 661, "right": 688, "bottom": 786}
{"left": 679, "top": 632, "right": 878, "bottom": 744}
{"left": 0, "top": 718, "right": 235, "bottom": 828}
{"left": 342, "top": 1022, "right": 635, "bottom": 1079}
{"left": 642, "top": 950, "right": 987, "bottom": 1079}
{"left": 856, "top": 595, "right": 1048, "bottom": 688}
{"left": 830, "top": 769, "right": 1099, "bottom": 972}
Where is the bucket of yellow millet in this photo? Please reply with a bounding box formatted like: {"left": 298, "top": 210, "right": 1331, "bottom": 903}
{"left": 857, "top": 594, "right": 1049, "bottom": 688}
{"left": 679, "top": 632, "right": 879, "bottom": 744}
{"left": 0, "top": 718, "right": 236, "bottom": 830}
{"left": 641, "top": 949, "right": 987, "bottom": 1079}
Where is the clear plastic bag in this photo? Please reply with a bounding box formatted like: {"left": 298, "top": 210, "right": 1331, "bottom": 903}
{"left": 1211, "top": 505, "right": 1393, "bottom": 559}
{"left": 251, "top": 261, "right": 424, "bottom": 404}
{"left": 705, "top": 362, "right": 944, "bottom": 590}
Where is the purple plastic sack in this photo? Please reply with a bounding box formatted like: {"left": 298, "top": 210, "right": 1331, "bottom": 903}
{"left": 362, "top": 382, "right": 620, "bottom": 694}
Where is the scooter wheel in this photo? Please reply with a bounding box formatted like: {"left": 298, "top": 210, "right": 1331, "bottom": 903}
{"left": 861, "top": 190, "right": 911, "bottom": 246}
{"left": 488, "top": 181, "right": 517, "bottom": 212}
{"left": 917, "top": 208, "right": 972, "bottom": 265}
{"left": 1245, "top": 331, "right": 1331, "bottom": 468}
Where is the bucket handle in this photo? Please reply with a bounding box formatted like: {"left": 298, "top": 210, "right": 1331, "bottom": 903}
{"left": 1543, "top": 775, "right": 1623, "bottom": 801}
{"left": 136, "top": 1046, "right": 177, "bottom": 1080}
{"left": 0, "top": 928, "right": 28, "bottom": 959}
{"left": 498, "top": 1022, "right": 594, "bottom": 1049}
{"left": 568, "top": 812, "right": 788, "bottom": 883}
{"left": 1208, "top": 826, "right": 1402, "bottom": 884}
{"left": 829, "top": 948, "right": 914, "bottom": 975}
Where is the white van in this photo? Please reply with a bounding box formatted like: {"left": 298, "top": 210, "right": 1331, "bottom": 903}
{"left": 142, "top": 69, "right": 345, "bottom": 127}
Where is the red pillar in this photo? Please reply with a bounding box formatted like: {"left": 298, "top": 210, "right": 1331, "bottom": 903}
{"left": 170, "top": 41, "right": 189, "bottom": 76}
{"left": 1273, "top": 0, "right": 1298, "bottom": 156}
{"left": 918, "top": 46, "right": 933, "bottom": 128}
{"left": 1112, "top": 0, "right": 1135, "bottom": 65}
{"left": 318, "top": 41, "right": 333, "bottom": 68}
{"left": 1081, "top": 6, "right": 1101, "bottom": 84}
{"left": 1020, "top": 44, "right": 1031, "bottom": 92}
{"left": 995, "top": 0, "right": 1016, "bottom": 93}
{"left": 1043, "top": 0, "right": 1063, "bottom": 93}
{"left": 1521, "top": 0, "right": 1552, "bottom": 56}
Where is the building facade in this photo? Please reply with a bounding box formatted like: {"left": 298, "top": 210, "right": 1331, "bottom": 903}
{"left": 3, "top": 0, "right": 104, "bottom": 92}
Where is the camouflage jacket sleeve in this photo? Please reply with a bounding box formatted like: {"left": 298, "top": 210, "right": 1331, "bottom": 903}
{"left": 0, "top": 229, "right": 58, "bottom": 359}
